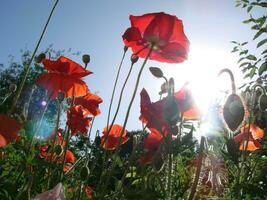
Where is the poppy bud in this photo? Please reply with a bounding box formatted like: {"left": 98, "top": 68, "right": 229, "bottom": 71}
{"left": 35, "top": 53, "right": 46, "bottom": 63}
{"left": 124, "top": 46, "right": 128, "bottom": 52}
{"left": 82, "top": 54, "right": 90, "bottom": 65}
{"left": 54, "top": 145, "right": 63, "bottom": 156}
{"left": 57, "top": 92, "right": 65, "bottom": 102}
{"left": 80, "top": 166, "right": 90, "bottom": 181}
{"left": 131, "top": 54, "right": 139, "bottom": 64}
{"left": 9, "top": 84, "right": 17, "bottom": 93}
{"left": 94, "top": 136, "right": 101, "bottom": 146}
{"left": 149, "top": 67, "right": 164, "bottom": 78}
{"left": 223, "top": 94, "right": 245, "bottom": 132}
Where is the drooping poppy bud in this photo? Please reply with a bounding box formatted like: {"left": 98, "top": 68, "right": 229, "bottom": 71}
{"left": 223, "top": 94, "right": 245, "bottom": 132}
{"left": 149, "top": 67, "right": 164, "bottom": 78}
{"left": 82, "top": 54, "right": 90, "bottom": 65}
{"left": 9, "top": 84, "right": 17, "bottom": 93}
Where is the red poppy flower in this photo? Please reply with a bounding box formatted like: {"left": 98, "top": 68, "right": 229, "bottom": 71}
{"left": 67, "top": 105, "right": 92, "bottom": 136}
{"left": 74, "top": 92, "right": 103, "bottom": 116}
{"left": 123, "top": 12, "right": 189, "bottom": 63}
{"left": 144, "top": 128, "right": 163, "bottom": 151}
{"left": 139, "top": 128, "right": 163, "bottom": 166}
{"left": 84, "top": 186, "right": 94, "bottom": 199}
{"left": 37, "top": 56, "right": 92, "bottom": 99}
{"left": 65, "top": 150, "right": 75, "bottom": 164}
{"left": 100, "top": 124, "right": 129, "bottom": 150}
{"left": 0, "top": 114, "right": 22, "bottom": 147}
{"left": 234, "top": 124, "right": 264, "bottom": 151}
{"left": 140, "top": 88, "right": 199, "bottom": 136}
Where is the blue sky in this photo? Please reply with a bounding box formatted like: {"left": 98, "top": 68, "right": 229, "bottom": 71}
{"left": 0, "top": 1, "right": 260, "bottom": 136}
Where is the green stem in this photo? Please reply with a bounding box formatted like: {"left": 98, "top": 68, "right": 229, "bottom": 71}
{"left": 60, "top": 129, "right": 71, "bottom": 182}
{"left": 10, "top": 0, "right": 60, "bottom": 113}
{"left": 102, "top": 61, "right": 135, "bottom": 146}
{"left": 86, "top": 116, "right": 95, "bottom": 165}
{"left": 47, "top": 100, "right": 62, "bottom": 189}
{"left": 100, "top": 46, "right": 153, "bottom": 198}
{"left": 106, "top": 47, "right": 128, "bottom": 129}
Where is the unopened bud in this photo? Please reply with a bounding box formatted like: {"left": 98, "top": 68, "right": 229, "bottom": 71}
{"left": 149, "top": 67, "right": 163, "bottom": 78}
{"left": 131, "top": 55, "right": 139, "bottom": 64}
{"left": 82, "top": 54, "right": 90, "bottom": 65}
{"left": 35, "top": 53, "right": 46, "bottom": 63}
{"left": 9, "top": 84, "right": 17, "bottom": 93}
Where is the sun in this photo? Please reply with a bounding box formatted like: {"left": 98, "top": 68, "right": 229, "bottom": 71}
{"left": 165, "top": 45, "right": 243, "bottom": 114}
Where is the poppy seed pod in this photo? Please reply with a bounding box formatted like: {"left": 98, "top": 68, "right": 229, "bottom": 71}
{"left": 82, "top": 54, "right": 90, "bottom": 65}
{"left": 54, "top": 145, "right": 63, "bottom": 156}
{"left": 131, "top": 54, "right": 139, "bottom": 64}
{"left": 149, "top": 67, "right": 164, "bottom": 78}
{"left": 35, "top": 53, "right": 46, "bottom": 63}
{"left": 9, "top": 84, "right": 17, "bottom": 93}
{"left": 80, "top": 166, "right": 90, "bottom": 181}
{"left": 223, "top": 94, "right": 245, "bottom": 132}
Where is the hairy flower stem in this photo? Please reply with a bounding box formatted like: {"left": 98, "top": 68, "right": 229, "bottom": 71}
{"left": 106, "top": 47, "right": 128, "bottom": 129}
{"left": 85, "top": 116, "right": 95, "bottom": 165}
{"left": 10, "top": 0, "right": 59, "bottom": 113}
{"left": 102, "top": 61, "right": 135, "bottom": 149}
{"left": 100, "top": 46, "right": 153, "bottom": 198}
{"left": 47, "top": 100, "right": 62, "bottom": 189}
{"left": 188, "top": 136, "right": 205, "bottom": 200}
{"left": 167, "top": 136, "right": 173, "bottom": 200}
{"left": 218, "top": 68, "right": 236, "bottom": 94}
{"left": 59, "top": 129, "right": 71, "bottom": 182}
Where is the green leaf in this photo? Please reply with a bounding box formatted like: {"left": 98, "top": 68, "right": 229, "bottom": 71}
{"left": 262, "top": 49, "right": 267, "bottom": 55}
{"left": 126, "top": 172, "right": 136, "bottom": 178}
{"left": 259, "top": 2, "right": 267, "bottom": 7}
{"left": 253, "top": 29, "right": 266, "bottom": 40}
{"left": 241, "top": 42, "right": 248, "bottom": 46}
{"left": 247, "top": 5, "right": 253, "bottom": 12}
{"left": 249, "top": 67, "right": 257, "bottom": 78}
{"left": 257, "top": 38, "right": 267, "bottom": 48}
{"left": 243, "top": 18, "right": 253, "bottom": 24}
{"left": 259, "top": 61, "right": 267, "bottom": 75}
{"left": 246, "top": 54, "right": 257, "bottom": 60}
{"left": 239, "top": 50, "right": 248, "bottom": 56}
{"left": 238, "top": 57, "right": 245, "bottom": 63}
{"left": 231, "top": 47, "right": 238, "bottom": 53}
{"left": 239, "top": 62, "right": 250, "bottom": 68}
